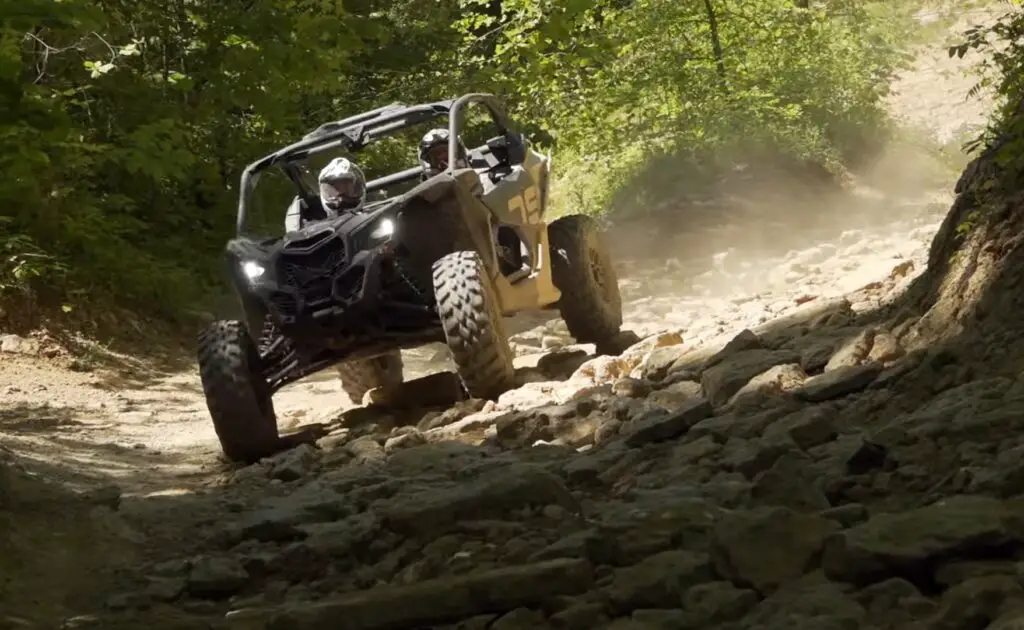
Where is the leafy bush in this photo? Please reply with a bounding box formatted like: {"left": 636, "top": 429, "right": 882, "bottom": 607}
{"left": 954, "top": 5, "right": 1024, "bottom": 182}
{"left": 445, "top": 0, "right": 915, "bottom": 217}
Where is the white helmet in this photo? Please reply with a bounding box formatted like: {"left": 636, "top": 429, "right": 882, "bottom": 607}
{"left": 318, "top": 157, "right": 366, "bottom": 213}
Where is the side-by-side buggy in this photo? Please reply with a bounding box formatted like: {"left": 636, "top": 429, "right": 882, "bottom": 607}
{"left": 197, "top": 93, "right": 624, "bottom": 462}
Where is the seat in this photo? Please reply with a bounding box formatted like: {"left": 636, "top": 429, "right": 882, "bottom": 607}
{"left": 284, "top": 195, "right": 328, "bottom": 233}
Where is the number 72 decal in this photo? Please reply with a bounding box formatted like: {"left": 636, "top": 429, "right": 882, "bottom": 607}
{"left": 508, "top": 184, "right": 542, "bottom": 222}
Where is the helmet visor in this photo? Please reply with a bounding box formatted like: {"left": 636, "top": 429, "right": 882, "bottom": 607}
{"left": 319, "top": 177, "right": 364, "bottom": 211}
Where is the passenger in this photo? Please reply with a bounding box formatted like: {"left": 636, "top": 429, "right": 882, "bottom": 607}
{"left": 418, "top": 128, "right": 468, "bottom": 178}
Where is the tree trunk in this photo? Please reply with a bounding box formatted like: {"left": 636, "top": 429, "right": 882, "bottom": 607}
{"left": 702, "top": 0, "right": 727, "bottom": 86}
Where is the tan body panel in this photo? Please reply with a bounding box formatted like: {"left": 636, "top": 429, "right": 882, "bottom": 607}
{"left": 474, "top": 147, "right": 561, "bottom": 314}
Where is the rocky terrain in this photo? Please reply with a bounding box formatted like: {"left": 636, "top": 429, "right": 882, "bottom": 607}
{"left": 6, "top": 177, "right": 1024, "bottom": 630}
{"left": 3, "top": 4, "right": 1022, "bottom": 629}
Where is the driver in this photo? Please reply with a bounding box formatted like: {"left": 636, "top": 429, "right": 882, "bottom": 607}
{"left": 318, "top": 157, "right": 367, "bottom": 214}
{"left": 419, "top": 128, "right": 468, "bottom": 178}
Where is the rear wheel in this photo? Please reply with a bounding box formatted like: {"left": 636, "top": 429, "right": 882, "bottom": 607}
{"left": 548, "top": 214, "right": 623, "bottom": 347}
{"left": 432, "top": 251, "right": 516, "bottom": 399}
{"left": 336, "top": 351, "right": 404, "bottom": 405}
{"left": 197, "top": 320, "right": 279, "bottom": 463}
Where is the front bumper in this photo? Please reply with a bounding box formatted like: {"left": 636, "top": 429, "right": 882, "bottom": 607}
{"left": 226, "top": 208, "right": 408, "bottom": 343}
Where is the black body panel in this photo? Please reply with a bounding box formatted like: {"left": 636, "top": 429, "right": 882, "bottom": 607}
{"left": 227, "top": 201, "right": 440, "bottom": 356}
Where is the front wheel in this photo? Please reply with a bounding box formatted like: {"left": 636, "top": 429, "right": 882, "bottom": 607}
{"left": 548, "top": 214, "right": 623, "bottom": 347}
{"left": 432, "top": 251, "right": 516, "bottom": 399}
{"left": 197, "top": 320, "right": 280, "bottom": 463}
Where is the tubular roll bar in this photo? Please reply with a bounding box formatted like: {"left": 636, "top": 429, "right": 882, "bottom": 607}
{"left": 446, "top": 93, "right": 513, "bottom": 176}
{"left": 234, "top": 94, "right": 518, "bottom": 235}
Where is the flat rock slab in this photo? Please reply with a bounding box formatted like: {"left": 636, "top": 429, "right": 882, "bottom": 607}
{"left": 260, "top": 558, "right": 594, "bottom": 630}
{"left": 701, "top": 350, "right": 801, "bottom": 407}
{"left": 794, "top": 363, "right": 882, "bottom": 402}
{"left": 376, "top": 464, "right": 579, "bottom": 536}
{"left": 603, "top": 550, "right": 712, "bottom": 612}
{"left": 824, "top": 329, "right": 875, "bottom": 372}
{"left": 703, "top": 330, "right": 764, "bottom": 370}
{"left": 624, "top": 397, "right": 713, "bottom": 447}
{"left": 822, "top": 495, "right": 1024, "bottom": 585}
{"left": 711, "top": 506, "right": 839, "bottom": 594}
{"left": 762, "top": 406, "right": 837, "bottom": 450}
{"left": 370, "top": 371, "right": 465, "bottom": 409}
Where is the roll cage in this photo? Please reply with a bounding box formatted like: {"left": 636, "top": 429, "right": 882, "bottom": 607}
{"left": 234, "top": 93, "right": 528, "bottom": 235}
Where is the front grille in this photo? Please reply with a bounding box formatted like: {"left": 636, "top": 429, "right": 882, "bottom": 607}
{"left": 278, "top": 240, "right": 347, "bottom": 294}
{"left": 304, "top": 279, "right": 334, "bottom": 305}
{"left": 334, "top": 267, "right": 364, "bottom": 302}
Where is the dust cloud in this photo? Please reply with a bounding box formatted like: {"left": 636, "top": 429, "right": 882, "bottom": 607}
{"left": 594, "top": 2, "right": 999, "bottom": 338}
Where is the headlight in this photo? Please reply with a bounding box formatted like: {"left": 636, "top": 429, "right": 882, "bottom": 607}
{"left": 370, "top": 218, "right": 395, "bottom": 240}
{"left": 241, "top": 260, "right": 265, "bottom": 281}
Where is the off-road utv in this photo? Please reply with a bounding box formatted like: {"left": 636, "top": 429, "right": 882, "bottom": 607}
{"left": 197, "top": 93, "right": 624, "bottom": 463}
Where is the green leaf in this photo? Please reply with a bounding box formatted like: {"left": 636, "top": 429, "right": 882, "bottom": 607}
{"left": 119, "top": 42, "right": 141, "bottom": 56}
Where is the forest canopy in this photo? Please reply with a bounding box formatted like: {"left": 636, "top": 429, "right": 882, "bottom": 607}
{"left": 0, "top": 0, "right": 942, "bottom": 323}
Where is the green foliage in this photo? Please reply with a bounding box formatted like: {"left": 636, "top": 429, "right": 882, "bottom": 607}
{"left": 446, "top": 0, "right": 913, "bottom": 216}
{"left": 954, "top": 4, "right": 1024, "bottom": 161}
{"left": 0, "top": 0, "right": 922, "bottom": 324}
{"left": 949, "top": 1, "right": 1024, "bottom": 236}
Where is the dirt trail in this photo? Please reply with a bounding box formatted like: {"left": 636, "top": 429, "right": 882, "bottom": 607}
{"left": 0, "top": 188, "right": 947, "bottom": 496}
{"left": 0, "top": 5, "right": 1010, "bottom": 628}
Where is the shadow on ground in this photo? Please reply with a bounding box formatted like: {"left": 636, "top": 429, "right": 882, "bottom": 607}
{"left": 0, "top": 403, "right": 213, "bottom": 492}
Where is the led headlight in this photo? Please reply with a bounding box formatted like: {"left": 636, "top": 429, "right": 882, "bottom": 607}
{"left": 241, "top": 260, "right": 265, "bottom": 281}
{"left": 370, "top": 218, "right": 395, "bottom": 240}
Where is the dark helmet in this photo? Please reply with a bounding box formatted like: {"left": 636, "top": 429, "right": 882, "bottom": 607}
{"left": 318, "top": 157, "right": 366, "bottom": 213}
{"left": 418, "top": 128, "right": 468, "bottom": 174}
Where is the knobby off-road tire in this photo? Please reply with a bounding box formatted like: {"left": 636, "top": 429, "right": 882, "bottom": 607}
{"left": 548, "top": 214, "right": 623, "bottom": 347}
{"left": 432, "top": 251, "right": 516, "bottom": 399}
{"left": 336, "top": 351, "right": 404, "bottom": 405}
{"left": 197, "top": 320, "right": 279, "bottom": 464}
